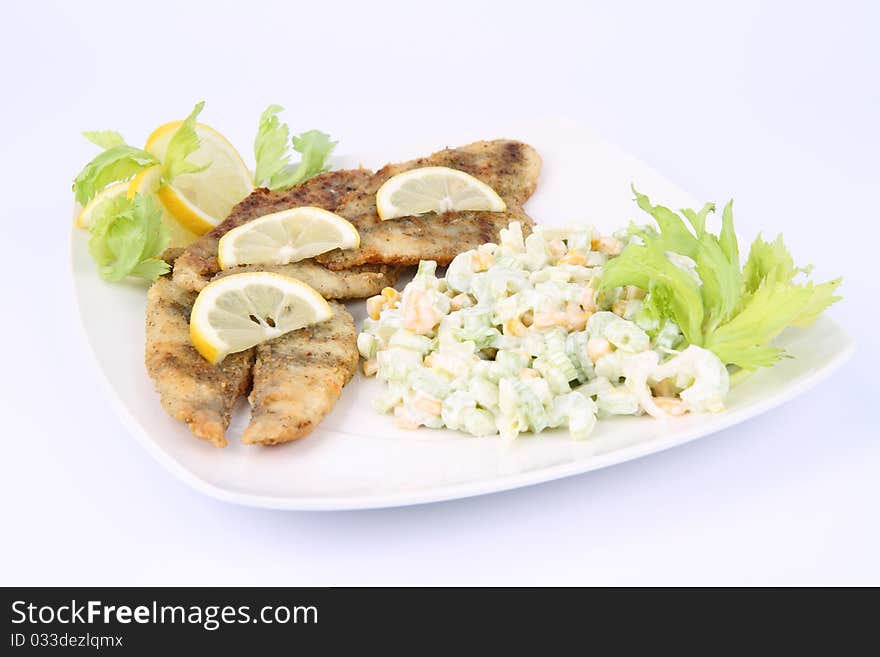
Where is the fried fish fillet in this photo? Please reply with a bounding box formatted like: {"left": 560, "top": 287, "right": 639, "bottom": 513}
{"left": 241, "top": 302, "right": 358, "bottom": 446}
{"left": 316, "top": 140, "right": 541, "bottom": 270}
{"left": 146, "top": 263, "right": 382, "bottom": 446}
{"left": 149, "top": 143, "right": 540, "bottom": 448}
{"left": 172, "top": 169, "right": 376, "bottom": 293}
{"left": 150, "top": 170, "right": 395, "bottom": 447}
{"left": 145, "top": 277, "right": 254, "bottom": 448}
{"left": 212, "top": 261, "right": 401, "bottom": 300}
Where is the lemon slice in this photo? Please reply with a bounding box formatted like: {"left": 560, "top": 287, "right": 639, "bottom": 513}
{"left": 127, "top": 166, "right": 200, "bottom": 248}
{"left": 75, "top": 181, "right": 129, "bottom": 229}
{"left": 145, "top": 120, "right": 254, "bottom": 235}
{"left": 217, "top": 206, "right": 360, "bottom": 269}
{"left": 127, "top": 165, "right": 164, "bottom": 198}
{"left": 376, "top": 166, "right": 506, "bottom": 221}
{"left": 189, "top": 272, "right": 332, "bottom": 364}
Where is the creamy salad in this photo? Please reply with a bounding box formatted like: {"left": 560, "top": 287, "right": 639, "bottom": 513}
{"left": 357, "top": 222, "right": 730, "bottom": 440}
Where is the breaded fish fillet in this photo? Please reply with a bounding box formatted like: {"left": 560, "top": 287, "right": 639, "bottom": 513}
{"left": 146, "top": 263, "right": 386, "bottom": 446}
{"left": 316, "top": 140, "right": 541, "bottom": 270}
{"left": 242, "top": 302, "right": 358, "bottom": 446}
{"left": 149, "top": 170, "right": 398, "bottom": 448}
{"left": 145, "top": 277, "right": 254, "bottom": 448}
{"left": 212, "top": 261, "right": 401, "bottom": 300}
{"left": 172, "top": 169, "right": 376, "bottom": 293}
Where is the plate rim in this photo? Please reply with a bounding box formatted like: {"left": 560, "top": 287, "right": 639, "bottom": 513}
{"left": 73, "top": 270, "right": 854, "bottom": 509}
{"left": 70, "top": 118, "right": 856, "bottom": 511}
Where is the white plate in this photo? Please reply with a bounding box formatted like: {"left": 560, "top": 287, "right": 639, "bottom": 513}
{"left": 71, "top": 118, "right": 854, "bottom": 510}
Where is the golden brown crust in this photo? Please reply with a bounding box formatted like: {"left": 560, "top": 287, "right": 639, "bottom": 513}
{"left": 160, "top": 247, "right": 186, "bottom": 267}
{"left": 145, "top": 277, "right": 254, "bottom": 447}
{"left": 172, "top": 169, "right": 374, "bottom": 292}
{"left": 320, "top": 205, "right": 535, "bottom": 269}
{"left": 316, "top": 140, "right": 541, "bottom": 270}
{"left": 211, "top": 261, "right": 401, "bottom": 300}
{"left": 241, "top": 302, "right": 358, "bottom": 446}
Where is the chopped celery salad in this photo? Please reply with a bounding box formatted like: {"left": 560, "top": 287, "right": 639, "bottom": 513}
{"left": 357, "top": 189, "right": 841, "bottom": 440}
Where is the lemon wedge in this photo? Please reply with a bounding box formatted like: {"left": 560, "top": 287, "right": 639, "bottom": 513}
{"left": 189, "top": 272, "right": 332, "bottom": 364}
{"left": 145, "top": 120, "right": 254, "bottom": 235}
{"left": 75, "top": 181, "right": 129, "bottom": 229}
{"left": 127, "top": 166, "right": 200, "bottom": 247}
{"left": 375, "top": 166, "right": 506, "bottom": 221}
{"left": 217, "top": 206, "right": 360, "bottom": 269}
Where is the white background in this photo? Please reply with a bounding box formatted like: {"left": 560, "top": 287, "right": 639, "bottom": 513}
{"left": 1, "top": 0, "right": 877, "bottom": 585}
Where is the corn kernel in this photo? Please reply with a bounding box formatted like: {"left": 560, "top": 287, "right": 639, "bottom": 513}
{"left": 381, "top": 286, "right": 401, "bottom": 307}
{"left": 654, "top": 397, "right": 687, "bottom": 416}
{"left": 472, "top": 250, "right": 494, "bottom": 272}
{"left": 592, "top": 236, "right": 623, "bottom": 256}
{"left": 532, "top": 311, "right": 566, "bottom": 329}
{"left": 558, "top": 251, "right": 587, "bottom": 266}
{"left": 450, "top": 293, "right": 470, "bottom": 311}
{"left": 366, "top": 295, "right": 384, "bottom": 320}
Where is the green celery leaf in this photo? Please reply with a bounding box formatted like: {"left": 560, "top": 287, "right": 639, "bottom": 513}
{"left": 599, "top": 240, "right": 704, "bottom": 345}
{"left": 72, "top": 146, "right": 159, "bottom": 205}
{"left": 162, "top": 101, "right": 209, "bottom": 184}
{"left": 87, "top": 194, "right": 169, "bottom": 282}
{"left": 681, "top": 202, "right": 715, "bottom": 237}
{"left": 130, "top": 258, "right": 172, "bottom": 280}
{"left": 82, "top": 130, "right": 126, "bottom": 149}
{"left": 639, "top": 283, "right": 675, "bottom": 325}
{"left": 253, "top": 104, "right": 290, "bottom": 188}
{"left": 253, "top": 104, "right": 336, "bottom": 191}
{"left": 718, "top": 200, "right": 739, "bottom": 266}
{"left": 637, "top": 283, "right": 683, "bottom": 345}
{"left": 790, "top": 277, "right": 843, "bottom": 327}
{"left": 292, "top": 130, "right": 335, "bottom": 174}
{"left": 612, "top": 188, "right": 841, "bottom": 371}
{"left": 269, "top": 129, "right": 336, "bottom": 190}
{"left": 87, "top": 195, "right": 129, "bottom": 268}
{"left": 705, "top": 280, "right": 812, "bottom": 368}
{"left": 631, "top": 185, "right": 699, "bottom": 257}
{"left": 694, "top": 233, "right": 741, "bottom": 334}
{"left": 693, "top": 216, "right": 741, "bottom": 335}
{"left": 742, "top": 233, "right": 797, "bottom": 293}
{"left": 622, "top": 220, "right": 660, "bottom": 244}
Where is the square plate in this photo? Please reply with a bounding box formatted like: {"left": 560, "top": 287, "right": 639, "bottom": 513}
{"left": 71, "top": 119, "right": 854, "bottom": 510}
